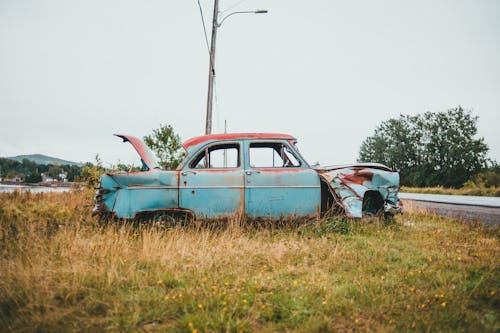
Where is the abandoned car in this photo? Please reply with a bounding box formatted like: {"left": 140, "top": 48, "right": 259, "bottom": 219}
{"left": 94, "top": 133, "right": 401, "bottom": 221}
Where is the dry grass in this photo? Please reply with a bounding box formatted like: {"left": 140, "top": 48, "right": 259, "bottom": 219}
{"left": 0, "top": 190, "right": 498, "bottom": 332}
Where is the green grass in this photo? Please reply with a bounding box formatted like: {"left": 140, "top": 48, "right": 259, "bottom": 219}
{"left": 0, "top": 190, "right": 498, "bottom": 332}
{"left": 401, "top": 185, "right": 500, "bottom": 197}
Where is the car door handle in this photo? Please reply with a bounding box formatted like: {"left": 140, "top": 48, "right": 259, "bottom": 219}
{"left": 181, "top": 170, "right": 197, "bottom": 176}
{"left": 245, "top": 170, "right": 261, "bottom": 175}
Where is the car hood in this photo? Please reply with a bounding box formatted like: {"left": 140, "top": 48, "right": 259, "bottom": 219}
{"left": 313, "top": 163, "right": 393, "bottom": 173}
{"left": 114, "top": 134, "right": 161, "bottom": 170}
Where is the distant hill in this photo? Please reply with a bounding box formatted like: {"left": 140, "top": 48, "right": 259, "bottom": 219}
{"left": 6, "top": 154, "right": 82, "bottom": 167}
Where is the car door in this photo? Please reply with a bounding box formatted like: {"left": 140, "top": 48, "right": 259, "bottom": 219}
{"left": 244, "top": 140, "right": 321, "bottom": 218}
{"left": 179, "top": 142, "right": 244, "bottom": 218}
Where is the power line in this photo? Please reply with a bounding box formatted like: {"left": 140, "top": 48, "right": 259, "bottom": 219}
{"left": 196, "top": 0, "right": 210, "bottom": 54}
{"left": 196, "top": 0, "right": 219, "bottom": 132}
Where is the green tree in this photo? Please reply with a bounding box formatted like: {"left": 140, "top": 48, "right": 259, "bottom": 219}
{"left": 47, "top": 165, "right": 62, "bottom": 180}
{"left": 143, "top": 124, "right": 185, "bottom": 169}
{"left": 80, "top": 154, "right": 104, "bottom": 187}
{"left": 358, "top": 107, "right": 489, "bottom": 188}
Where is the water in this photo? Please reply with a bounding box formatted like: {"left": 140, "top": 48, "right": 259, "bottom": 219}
{"left": 0, "top": 184, "right": 73, "bottom": 193}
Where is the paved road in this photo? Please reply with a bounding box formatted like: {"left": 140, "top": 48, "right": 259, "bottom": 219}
{"left": 401, "top": 198, "right": 500, "bottom": 226}
{"left": 399, "top": 192, "right": 500, "bottom": 207}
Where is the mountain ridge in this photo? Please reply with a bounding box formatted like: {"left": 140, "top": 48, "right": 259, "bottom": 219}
{"left": 5, "top": 154, "right": 83, "bottom": 166}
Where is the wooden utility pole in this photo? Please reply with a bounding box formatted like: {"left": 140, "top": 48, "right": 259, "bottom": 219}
{"left": 205, "top": 0, "right": 219, "bottom": 135}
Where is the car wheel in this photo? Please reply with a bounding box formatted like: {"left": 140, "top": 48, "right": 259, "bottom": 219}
{"left": 152, "top": 212, "right": 179, "bottom": 228}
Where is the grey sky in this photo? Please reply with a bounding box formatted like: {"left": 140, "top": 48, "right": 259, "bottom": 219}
{"left": 1, "top": 0, "right": 499, "bottom": 167}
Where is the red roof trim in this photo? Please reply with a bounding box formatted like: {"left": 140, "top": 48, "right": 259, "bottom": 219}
{"left": 183, "top": 133, "right": 296, "bottom": 150}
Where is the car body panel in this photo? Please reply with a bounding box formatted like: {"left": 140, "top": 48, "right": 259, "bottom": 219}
{"left": 182, "top": 133, "right": 295, "bottom": 156}
{"left": 242, "top": 139, "right": 320, "bottom": 218}
{"left": 245, "top": 168, "right": 321, "bottom": 217}
{"left": 179, "top": 168, "right": 245, "bottom": 218}
{"left": 97, "top": 171, "right": 178, "bottom": 219}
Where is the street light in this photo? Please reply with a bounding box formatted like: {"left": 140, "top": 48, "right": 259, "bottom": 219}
{"left": 218, "top": 10, "right": 268, "bottom": 27}
{"left": 204, "top": 1, "right": 268, "bottom": 135}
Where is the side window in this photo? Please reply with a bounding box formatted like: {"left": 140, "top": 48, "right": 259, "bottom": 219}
{"left": 249, "top": 142, "right": 301, "bottom": 168}
{"left": 189, "top": 143, "right": 239, "bottom": 169}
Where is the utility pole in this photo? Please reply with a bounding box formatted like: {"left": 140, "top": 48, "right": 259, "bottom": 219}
{"left": 205, "top": 0, "right": 219, "bottom": 135}
{"left": 203, "top": 2, "right": 267, "bottom": 135}
{"left": 223, "top": 119, "right": 227, "bottom": 167}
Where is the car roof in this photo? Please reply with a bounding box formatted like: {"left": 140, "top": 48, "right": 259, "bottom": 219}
{"left": 182, "top": 133, "right": 296, "bottom": 153}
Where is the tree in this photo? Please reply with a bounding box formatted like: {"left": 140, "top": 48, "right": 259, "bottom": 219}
{"left": 143, "top": 124, "right": 185, "bottom": 169}
{"left": 47, "top": 165, "right": 62, "bottom": 180}
{"left": 358, "top": 107, "right": 489, "bottom": 188}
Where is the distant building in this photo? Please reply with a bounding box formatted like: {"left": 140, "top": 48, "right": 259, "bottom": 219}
{"left": 41, "top": 173, "right": 56, "bottom": 182}
{"left": 59, "top": 172, "right": 68, "bottom": 182}
{"left": 7, "top": 176, "right": 23, "bottom": 182}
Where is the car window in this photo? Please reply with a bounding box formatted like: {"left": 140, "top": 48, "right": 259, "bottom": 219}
{"left": 190, "top": 143, "right": 239, "bottom": 169}
{"left": 249, "top": 142, "right": 301, "bottom": 168}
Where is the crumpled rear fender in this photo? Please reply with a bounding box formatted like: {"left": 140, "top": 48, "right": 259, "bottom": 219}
{"left": 319, "top": 165, "right": 401, "bottom": 218}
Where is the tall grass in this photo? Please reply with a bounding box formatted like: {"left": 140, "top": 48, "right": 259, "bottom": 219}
{"left": 0, "top": 190, "right": 498, "bottom": 332}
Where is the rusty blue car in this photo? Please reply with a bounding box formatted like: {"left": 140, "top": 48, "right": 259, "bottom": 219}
{"left": 94, "top": 133, "right": 401, "bottom": 221}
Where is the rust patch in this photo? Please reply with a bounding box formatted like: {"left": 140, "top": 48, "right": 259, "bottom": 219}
{"left": 339, "top": 169, "right": 374, "bottom": 185}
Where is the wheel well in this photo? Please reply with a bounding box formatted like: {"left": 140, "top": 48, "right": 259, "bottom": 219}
{"left": 362, "top": 191, "right": 384, "bottom": 216}
{"left": 320, "top": 179, "right": 344, "bottom": 216}
{"left": 134, "top": 209, "right": 194, "bottom": 222}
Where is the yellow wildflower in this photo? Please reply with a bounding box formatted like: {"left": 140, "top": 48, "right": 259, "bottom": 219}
{"left": 188, "top": 322, "right": 193, "bottom": 328}
{"left": 163, "top": 295, "right": 170, "bottom": 301}
{"left": 293, "top": 280, "right": 299, "bottom": 286}
{"left": 490, "top": 290, "right": 496, "bottom": 296}
{"left": 156, "top": 280, "right": 163, "bottom": 285}
{"left": 197, "top": 303, "right": 203, "bottom": 309}
{"left": 441, "top": 302, "right": 447, "bottom": 308}
{"left": 426, "top": 256, "right": 433, "bottom": 263}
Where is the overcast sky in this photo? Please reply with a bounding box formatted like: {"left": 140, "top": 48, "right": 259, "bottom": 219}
{"left": 1, "top": 0, "right": 499, "bottom": 167}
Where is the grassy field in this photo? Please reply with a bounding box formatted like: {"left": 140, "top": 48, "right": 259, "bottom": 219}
{"left": 401, "top": 185, "right": 500, "bottom": 197}
{"left": 0, "top": 190, "right": 498, "bottom": 332}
